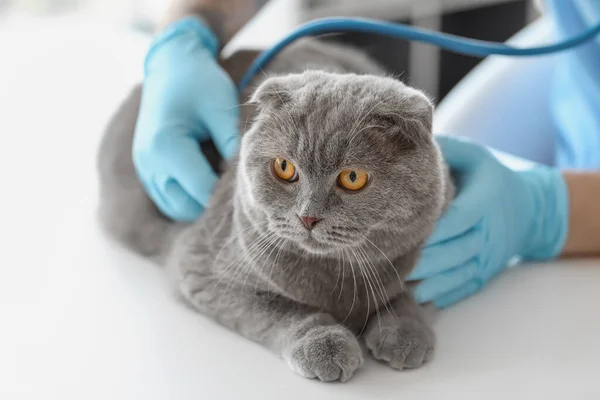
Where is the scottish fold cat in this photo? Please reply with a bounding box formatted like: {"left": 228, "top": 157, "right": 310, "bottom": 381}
{"left": 98, "top": 39, "right": 453, "bottom": 382}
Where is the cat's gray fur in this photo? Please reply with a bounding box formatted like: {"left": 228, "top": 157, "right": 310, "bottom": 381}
{"left": 98, "top": 39, "right": 454, "bottom": 382}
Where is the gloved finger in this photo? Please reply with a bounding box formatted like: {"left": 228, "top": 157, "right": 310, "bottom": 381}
{"left": 144, "top": 178, "right": 182, "bottom": 221}
{"left": 435, "top": 135, "right": 488, "bottom": 171}
{"left": 429, "top": 136, "right": 491, "bottom": 243}
{"left": 155, "top": 175, "right": 204, "bottom": 221}
{"left": 165, "top": 138, "right": 219, "bottom": 208}
{"left": 408, "top": 226, "right": 483, "bottom": 280}
{"left": 412, "top": 259, "right": 478, "bottom": 304}
{"left": 426, "top": 167, "right": 489, "bottom": 244}
{"left": 203, "top": 101, "right": 240, "bottom": 159}
{"left": 433, "top": 279, "right": 482, "bottom": 309}
{"left": 426, "top": 204, "right": 481, "bottom": 245}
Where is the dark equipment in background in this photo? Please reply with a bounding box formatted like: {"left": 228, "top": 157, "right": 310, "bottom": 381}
{"left": 302, "top": 0, "right": 537, "bottom": 101}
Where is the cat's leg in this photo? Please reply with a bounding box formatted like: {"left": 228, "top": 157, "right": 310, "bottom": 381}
{"left": 172, "top": 260, "right": 364, "bottom": 382}
{"left": 363, "top": 291, "right": 435, "bottom": 370}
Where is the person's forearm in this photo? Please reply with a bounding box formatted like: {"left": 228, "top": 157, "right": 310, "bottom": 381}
{"left": 561, "top": 171, "right": 600, "bottom": 257}
{"left": 161, "top": 0, "right": 270, "bottom": 44}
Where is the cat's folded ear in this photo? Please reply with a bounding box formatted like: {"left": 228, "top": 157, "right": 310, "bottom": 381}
{"left": 373, "top": 85, "right": 434, "bottom": 147}
{"left": 250, "top": 77, "right": 293, "bottom": 110}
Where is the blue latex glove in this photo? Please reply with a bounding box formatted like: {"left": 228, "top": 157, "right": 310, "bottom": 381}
{"left": 134, "top": 18, "right": 239, "bottom": 221}
{"left": 409, "top": 136, "right": 569, "bottom": 308}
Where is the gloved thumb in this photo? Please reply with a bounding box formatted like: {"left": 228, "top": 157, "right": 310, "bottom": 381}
{"left": 204, "top": 105, "right": 241, "bottom": 160}
{"left": 435, "top": 135, "right": 487, "bottom": 171}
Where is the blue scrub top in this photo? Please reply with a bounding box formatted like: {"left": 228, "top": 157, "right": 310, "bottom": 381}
{"left": 547, "top": 0, "right": 600, "bottom": 168}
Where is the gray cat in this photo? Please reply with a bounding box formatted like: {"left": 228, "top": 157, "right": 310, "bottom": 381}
{"left": 98, "top": 39, "right": 454, "bottom": 382}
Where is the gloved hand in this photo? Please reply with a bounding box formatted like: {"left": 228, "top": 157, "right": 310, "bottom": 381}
{"left": 409, "top": 136, "right": 569, "bottom": 308}
{"left": 134, "top": 18, "right": 239, "bottom": 221}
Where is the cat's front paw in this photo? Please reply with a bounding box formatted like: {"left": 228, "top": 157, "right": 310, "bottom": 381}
{"left": 284, "top": 324, "right": 363, "bottom": 382}
{"left": 364, "top": 317, "right": 434, "bottom": 370}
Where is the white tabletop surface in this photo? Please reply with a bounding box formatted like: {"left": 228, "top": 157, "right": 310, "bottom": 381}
{"left": 2, "top": 11, "right": 600, "bottom": 400}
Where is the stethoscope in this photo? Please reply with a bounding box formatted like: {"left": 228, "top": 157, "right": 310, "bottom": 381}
{"left": 237, "top": 16, "right": 600, "bottom": 93}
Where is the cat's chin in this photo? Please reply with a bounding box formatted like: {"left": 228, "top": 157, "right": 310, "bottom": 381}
{"left": 296, "top": 236, "right": 340, "bottom": 255}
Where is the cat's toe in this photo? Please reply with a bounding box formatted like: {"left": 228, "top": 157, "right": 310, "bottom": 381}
{"left": 285, "top": 324, "right": 363, "bottom": 382}
{"left": 365, "top": 318, "right": 434, "bottom": 371}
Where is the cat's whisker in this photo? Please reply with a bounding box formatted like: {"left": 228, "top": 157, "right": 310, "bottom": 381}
{"left": 356, "top": 244, "right": 392, "bottom": 308}
{"left": 358, "top": 232, "right": 405, "bottom": 291}
{"left": 211, "top": 237, "right": 260, "bottom": 301}
{"left": 215, "top": 231, "right": 276, "bottom": 309}
{"left": 229, "top": 232, "right": 279, "bottom": 310}
{"left": 260, "top": 237, "right": 293, "bottom": 301}
{"left": 331, "top": 250, "right": 343, "bottom": 296}
{"left": 213, "top": 234, "right": 271, "bottom": 311}
{"left": 215, "top": 229, "right": 272, "bottom": 285}
{"left": 339, "top": 249, "right": 346, "bottom": 301}
{"left": 348, "top": 247, "right": 372, "bottom": 336}
{"left": 225, "top": 97, "right": 256, "bottom": 111}
{"left": 352, "top": 246, "right": 381, "bottom": 336}
{"left": 236, "top": 235, "right": 273, "bottom": 291}
{"left": 332, "top": 249, "right": 346, "bottom": 300}
{"left": 264, "top": 236, "right": 287, "bottom": 296}
{"left": 340, "top": 248, "right": 358, "bottom": 326}
{"left": 214, "top": 221, "right": 270, "bottom": 265}
{"left": 239, "top": 232, "right": 281, "bottom": 293}
{"left": 243, "top": 111, "right": 251, "bottom": 133}
{"left": 356, "top": 244, "right": 399, "bottom": 324}
{"left": 223, "top": 103, "right": 247, "bottom": 110}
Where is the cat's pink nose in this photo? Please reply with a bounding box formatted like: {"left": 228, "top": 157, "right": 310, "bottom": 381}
{"left": 299, "top": 216, "right": 321, "bottom": 230}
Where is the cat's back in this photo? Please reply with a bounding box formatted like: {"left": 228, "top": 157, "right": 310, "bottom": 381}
{"left": 265, "top": 39, "right": 386, "bottom": 76}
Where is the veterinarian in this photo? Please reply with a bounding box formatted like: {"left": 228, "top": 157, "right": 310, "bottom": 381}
{"left": 133, "top": 0, "right": 600, "bottom": 308}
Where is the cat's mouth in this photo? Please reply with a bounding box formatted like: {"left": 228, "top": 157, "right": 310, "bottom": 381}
{"left": 269, "top": 217, "right": 361, "bottom": 254}
{"left": 300, "top": 235, "right": 336, "bottom": 254}
{"left": 300, "top": 229, "right": 364, "bottom": 254}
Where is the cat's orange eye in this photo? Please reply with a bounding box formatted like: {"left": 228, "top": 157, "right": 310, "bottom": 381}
{"left": 272, "top": 157, "right": 298, "bottom": 182}
{"left": 338, "top": 168, "right": 369, "bottom": 191}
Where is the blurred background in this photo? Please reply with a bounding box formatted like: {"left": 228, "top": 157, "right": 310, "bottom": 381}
{"left": 0, "top": 1, "right": 544, "bottom": 252}
{"left": 1, "top": 0, "right": 541, "bottom": 101}
{"left": 0, "top": 1, "right": 544, "bottom": 230}
{"left": 0, "top": 0, "right": 545, "bottom": 216}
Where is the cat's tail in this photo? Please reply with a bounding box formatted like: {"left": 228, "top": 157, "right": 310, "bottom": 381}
{"left": 96, "top": 85, "right": 182, "bottom": 262}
